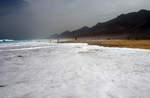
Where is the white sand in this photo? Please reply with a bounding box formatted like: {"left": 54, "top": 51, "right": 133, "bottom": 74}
{"left": 0, "top": 42, "right": 150, "bottom": 98}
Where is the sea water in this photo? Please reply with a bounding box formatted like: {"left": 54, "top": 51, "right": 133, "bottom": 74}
{"left": 0, "top": 39, "right": 51, "bottom": 44}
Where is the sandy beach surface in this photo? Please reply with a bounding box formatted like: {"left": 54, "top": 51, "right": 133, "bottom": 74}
{"left": 0, "top": 41, "right": 150, "bottom": 98}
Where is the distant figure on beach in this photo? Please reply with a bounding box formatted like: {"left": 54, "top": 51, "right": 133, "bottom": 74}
{"left": 75, "top": 36, "right": 77, "bottom": 40}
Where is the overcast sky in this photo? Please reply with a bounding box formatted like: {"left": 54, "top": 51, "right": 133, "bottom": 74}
{"left": 0, "top": 0, "right": 150, "bottom": 39}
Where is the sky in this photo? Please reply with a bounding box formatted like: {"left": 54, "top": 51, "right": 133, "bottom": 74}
{"left": 0, "top": 0, "right": 150, "bottom": 39}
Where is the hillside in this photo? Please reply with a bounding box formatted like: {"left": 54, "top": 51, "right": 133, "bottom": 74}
{"left": 58, "top": 9, "right": 150, "bottom": 39}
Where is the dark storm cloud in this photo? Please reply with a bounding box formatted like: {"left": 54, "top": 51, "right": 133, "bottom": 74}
{"left": 0, "top": 0, "right": 25, "bottom": 8}
{"left": 0, "top": 0, "right": 27, "bottom": 16}
{"left": 0, "top": 0, "right": 150, "bottom": 39}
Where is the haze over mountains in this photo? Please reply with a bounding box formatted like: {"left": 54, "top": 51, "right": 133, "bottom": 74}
{"left": 56, "top": 9, "right": 150, "bottom": 39}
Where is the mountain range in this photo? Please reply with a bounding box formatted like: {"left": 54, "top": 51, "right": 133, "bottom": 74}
{"left": 54, "top": 9, "right": 150, "bottom": 39}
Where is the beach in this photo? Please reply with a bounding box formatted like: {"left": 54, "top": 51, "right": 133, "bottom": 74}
{"left": 0, "top": 41, "right": 150, "bottom": 98}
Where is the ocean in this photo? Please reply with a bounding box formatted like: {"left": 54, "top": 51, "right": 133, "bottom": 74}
{"left": 0, "top": 39, "right": 51, "bottom": 44}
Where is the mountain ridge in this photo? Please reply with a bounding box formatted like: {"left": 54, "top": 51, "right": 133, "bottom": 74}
{"left": 55, "top": 9, "right": 150, "bottom": 39}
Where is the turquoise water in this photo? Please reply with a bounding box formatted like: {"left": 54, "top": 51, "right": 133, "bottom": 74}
{"left": 0, "top": 39, "right": 50, "bottom": 44}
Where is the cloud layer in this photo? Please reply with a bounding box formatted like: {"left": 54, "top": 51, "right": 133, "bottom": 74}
{"left": 0, "top": 0, "right": 27, "bottom": 16}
